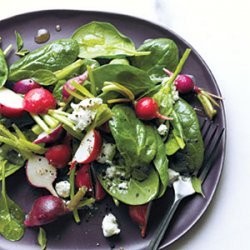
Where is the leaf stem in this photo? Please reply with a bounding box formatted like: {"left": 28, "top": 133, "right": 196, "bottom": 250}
{"left": 31, "top": 114, "right": 50, "bottom": 133}
{"left": 3, "top": 44, "right": 13, "bottom": 56}
{"left": 69, "top": 81, "right": 94, "bottom": 98}
{"left": 87, "top": 65, "right": 97, "bottom": 96}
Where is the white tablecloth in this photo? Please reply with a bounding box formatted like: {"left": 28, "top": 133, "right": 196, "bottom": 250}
{"left": 1, "top": 0, "right": 250, "bottom": 249}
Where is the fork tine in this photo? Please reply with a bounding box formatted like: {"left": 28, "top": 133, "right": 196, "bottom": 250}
{"left": 199, "top": 127, "right": 225, "bottom": 182}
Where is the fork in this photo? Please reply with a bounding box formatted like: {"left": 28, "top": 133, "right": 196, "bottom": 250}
{"left": 148, "top": 119, "right": 225, "bottom": 250}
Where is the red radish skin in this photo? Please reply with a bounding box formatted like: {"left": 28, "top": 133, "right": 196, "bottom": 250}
{"left": 0, "top": 87, "right": 25, "bottom": 118}
{"left": 135, "top": 97, "right": 172, "bottom": 121}
{"left": 62, "top": 71, "right": 88, "bottom": 100}
{"left": 12, "top": 79, "right": 40, "bottom": 94}
{"left": 75, "top": 164, "right": 93, "bottom": 191}
{"left": 24, "top": 195, "right": 68, "bottom": 227}
{"left": 73, "top": 129, "right": 102, "bottom": 164}
{"left": 129, "top": 203, "right": 151, "bottom": 238}
{"left": 95, "top": 179, "right": 106, "bottom": 201}
{"left": 24, "top": 88, "right": 57, "bottom": 114}
{"left": 33, "top": 125, "right": 64, "bottom": 144}
{"left": 45, "top": 144, "right": 71, "bottom": 168}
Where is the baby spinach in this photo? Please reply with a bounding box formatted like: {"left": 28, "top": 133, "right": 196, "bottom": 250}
{"left": 109, "top": 105, "right": 157, "bottom": 170}
{"left": 31, "top": 69, "right": 57, "bottom": 86}
{"left": 8, "top": 39, "right": 79, "bottom": 82}
{"left": 169, "top": 99, "right": 204, "bottom": 174}
{"left": 153, "top": 132, "right": 169, "bottom": 198}
{"left": 0, "top": 161, "right": 25, "bottom": 241}
{"left": 72, "top": 21, "right": 149, "bottom": 59}
{"left": 38, "top": 227, "right": 47, "bottom": 250}
{"left": 15, "top": 31, "right": 24, "bottom": 52}
{"left": 0, "top": 144, "right": 26, "bottom": 180}
{"left": 93, "top": 64, "right": 154, "bottom": 94}
{"left": 0, "top": 48, "right": 8, "bottom": 88}
{"left": 131, "top": 38, "right": 179, "bottom": 83}
{"left": 97, "top": 165, "right": 159, "bottom": 205}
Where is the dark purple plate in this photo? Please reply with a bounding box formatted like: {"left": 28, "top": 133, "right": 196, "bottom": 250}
{"left": 0, "top": 10, "right": 226, "bottom": 250}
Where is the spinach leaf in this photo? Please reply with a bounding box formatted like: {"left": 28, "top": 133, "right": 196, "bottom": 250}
{"left": 16, "top": 49, "right": 29, "bottom": 57}
{"left": 97, "top": 165, "right": 159, "bottom": 205}
{"left": 31, "top": 69, "right": 57, "bottom": 86}
{"left": 72, "top": 21, "right": 149, "bottom": 59}
{"left": 38, "top": 227, "right": 47, "bottom": 250}
{"left": 0, "top": 161, "right": 25, "bottom": 241}
{"left": 0, "top": 144, "right": 25, "bottom": 180}
{"left": 93, "top": 64, "right": 154, "bottom": 94}
{"left": 15, "top": 31, "right": 24, "bottom": 52}
{"left": 0, "top": 48, "right": 8, "bottom": 88}
{"left": 153, "top": 132, "right": 169, "bottom": 198}
{"left": 169, "top": 99, "right": 204, "bottom": 174}
{"left": 109, "top": 105, "right": 157, "bottom": 169}
{"left": 131, "top": 38, "right": 179, "bottom": 83}
{"left": 8, "top": 39, "right": 79, "bottom": 82}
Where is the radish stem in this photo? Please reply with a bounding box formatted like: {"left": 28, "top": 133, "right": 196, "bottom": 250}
{"left": 69, "top": 81, "right": 94, "bottom": 98}
{"left": 64, "top": 86, "right": 85, "bottom": 100}
{"left": 42, "top": 114, "right": 59, "bottom": 128}
{"left": 87, "top": 65, "right": 97, "bottom": 96}
{"left": 48, "top": 111, "right": 75, "bottom": 130}
{"left": 12, "top": 124, "right": 27, "bottom": 140}
{"left": 107, "top": 98, "right": 131, "bottom": 104}
{"left": 3, "top": 44, "right": 13, "bottom": 56}
{"left": 32, "top": 124, "right": 43, "bottom": 135}
{"left": 67, "top": 187, "right": 87, "bottom": 211}
{"left": 31, "top": 114, "right": 50, "bottom": 133}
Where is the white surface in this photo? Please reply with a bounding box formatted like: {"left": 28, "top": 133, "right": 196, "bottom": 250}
{"left": 1, "top": 0, "right": 250, "bottom": 249}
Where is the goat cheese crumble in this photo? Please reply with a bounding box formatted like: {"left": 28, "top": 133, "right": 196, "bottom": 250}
{"left": 55, "top": 180, "right": 70, "bottom": 198}
{"left": 157, "top": 124, "right": 168, "bottom": 136}
{"left": 68, "top": 98, "right": 103, "bottom": 130}
{"left": 102, "top": 213, "right": 120, "bottom": 237}
{"left": 97, "top": 142, "right": 116, "bottom": 164}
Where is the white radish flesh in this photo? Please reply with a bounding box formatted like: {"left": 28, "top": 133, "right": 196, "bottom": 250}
{"left": 26, "top": 155, "right": 58, "bottom": 196}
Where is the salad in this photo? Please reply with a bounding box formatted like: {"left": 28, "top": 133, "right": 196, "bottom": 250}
{"left": 0, "top": 21, "right": 221, "bottom": 248}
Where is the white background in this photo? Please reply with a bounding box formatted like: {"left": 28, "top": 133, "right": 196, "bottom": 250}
{"left": 1, "top": 0, "right": 250, "bottom": 249}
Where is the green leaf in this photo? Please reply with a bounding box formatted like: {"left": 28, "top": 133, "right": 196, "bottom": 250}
{"left": 153, "top": 132, "right": 169, "bottom": 198}
{"left": 15, "top": 49, "right": 30, "bottom": 57}
{"left": 93, "top": 64, "right": 154, "bottom": 95}
{"left": 8, "top": 38, "right": 79, "bottom": 82}
{"left": 15, "top": 31, "right": 24, "bottom": 51}
{"left": 0, "top": 161, "right": 25, "bottom": 241}
{"left": 109, "top": 105, "right": 157, "bottom": 169}
{"left": 38, "top": 227, "right": 47, "bottom": 250}
{"left": 165, "top": 133, "right": 181, "bottom": 156}
{"left": 97, "top": 165, "right": 159, "bottom": 205}
{"left": 131, "top": 38, "right": 179, "bottom": 83}
{"left": 191, "top": 177, "right": 204, "bottom": 196}
{"left": 0, "top": 48, "right": 8, "bottom": 88}
{"left": 31, "top": 69, "right": 58, "bottom": 86}
{"left": 72, "top": 21, "right": 149, "bottom": 59}
{"left": 169, "top": 99, "right": 204, "bottom": 174}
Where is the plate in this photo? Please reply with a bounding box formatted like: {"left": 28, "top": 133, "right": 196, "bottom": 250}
{"left": 0, "top": 10, "right": 226, "bottom": 250}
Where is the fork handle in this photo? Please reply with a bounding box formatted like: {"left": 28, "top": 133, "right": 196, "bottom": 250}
{"left": 148, "top": 198, "right": 182, "bottom": 250}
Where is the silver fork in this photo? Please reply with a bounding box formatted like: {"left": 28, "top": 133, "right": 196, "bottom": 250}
{"left": 148, "top": 119, "right": 225, "bottom": 250}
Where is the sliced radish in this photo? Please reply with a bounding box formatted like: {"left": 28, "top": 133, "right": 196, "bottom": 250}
{"left": 95, "top": 178, "right": 106, "bottom": 201}
{"left": 45, "top": 144, "right": 71, "bottom": 169}
{"left": 26, "top": 155, "right": 58, "bottom": 196}
{"left": 33, "top": 125, "right": 64, "bottom": 144}
{"left": 75, "top": 164, "right": 93, "bottom": 191}
{"left": 129, "top": 203, "right": 152, "bottom": 238}
{"left": 0, "top": 87, "right": 25, "bottom": 118}
{"left": 73, "top": 129, "right": 102, "bottom": 164}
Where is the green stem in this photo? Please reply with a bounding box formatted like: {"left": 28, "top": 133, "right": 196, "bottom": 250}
{"left": 3, "top": 44, "right": 13, "bottom": 56}
{"left": 107, "top": 98, "right": 131, "bottom": 104}
{"left": 31, "top": 114, "right": 50, "bottom": 133}
{"left": 197, "top": 93, "right": 217, "bottom": 119}
{"left": 54, "top": 59, "right": 84, "bottom": 80}
{"left": 67, "top": 187, "right": 87, "bottom": 211}
{"left": 70, "top": 81, "right": 94, "bottom": 98}
{"left": 77, "top": 198, "right": 95, "bottom": 209}
{"left": 62, "top": 125, "right": 83, "bottom": 140}
{"left": 48, "top": 111, "right": 75, "bottom": 130}
{"left": 19, "top": 139, "right": 46, "bottom": 154}
{"left": 64, "top": 86, "right": 85, "bottom": 100}
{"left": 12, "top": 124, "right": 26, "bottom": 140}
{"left": 87, "top": 65, "right": 97, "bottom": 96}
{"left": 41, "top": 114, "right": 59, "bottom": 129}
{"left": 69, "top": 166, "right": 81, "bottom": 223}
{"left": 0, "top": 124, "right": 17, "bottom": 140}
{"left": 31, "top": 124, "right": 43, "bottom": 135}
{"left": 1, "top": 161, "right": 9, "bottom": 213}
{"left": 103, "top": 81, "right": 135, "bottom": 101}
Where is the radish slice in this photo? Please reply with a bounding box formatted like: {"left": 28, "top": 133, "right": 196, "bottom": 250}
{"left": 33, "top": 125, "right": 64, "bottom": 144}
{"left": 26, "top": 155, "right": 58, "bottom": 196}
{"left": 0, "top": 87, "right": 24, "bottom": 118}
{"left": 73, "top": 129, "right": 102, "bottom": 164}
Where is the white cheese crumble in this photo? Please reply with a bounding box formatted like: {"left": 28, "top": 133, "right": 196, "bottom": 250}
{"left": 157, "top": 124, "right": 168, "bottom": 136}
{"left": 106, "top": 166, "right": 117, "bottom": 178}
{"left": 97, "top": 142, "right": 116, "bottom": 164}
{"left": 171, "top": 85, "right": 179, "bottom": 101}
{"left": 68, "top": 98, "right": 103, "bottom": 131}
{"left": 102, "top": 213, "right": 120, "bottom": 237}
{"left": 55, "top": 180, "right": 70, "bottom": 198}
{"left": 118, "top": 182, "right": 128, "bottom": 190}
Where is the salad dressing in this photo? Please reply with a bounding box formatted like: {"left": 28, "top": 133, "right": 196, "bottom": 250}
{"left": 34, "top": 29, "right": 50, "bottom": 44}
